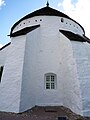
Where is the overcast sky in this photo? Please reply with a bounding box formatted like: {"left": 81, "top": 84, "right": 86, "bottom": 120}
{"left": 0, "top": 0, "right": 90, "bottom": 47}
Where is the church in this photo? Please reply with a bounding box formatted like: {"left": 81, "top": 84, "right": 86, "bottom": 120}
{"left": 0, "top": 2, "right": 90, "bottom": 117}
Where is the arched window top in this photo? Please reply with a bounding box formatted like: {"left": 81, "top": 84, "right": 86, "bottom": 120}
{"left": 45, "top": 73, "right": 57, "bottom": 89}
{"left": 45, "top": 73, "right": 56, "bottom": 76}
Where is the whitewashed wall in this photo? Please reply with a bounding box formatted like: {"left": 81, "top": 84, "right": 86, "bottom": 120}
{"left": 0, "top": 45, "right": 10, "bottom": 66}
{"left": 0, "top": 36, "right": 26, "bottom": 113}
{"left": 0, "top": 15, "right": 86, "bottom": 115}
{"left": 12, "top": 16, "right": 84, "bottom": 36}
{"left": 71, "top": 41, "right": 90, "bottom": 116}
{"left": 19, "top": 28, "right": 40, "bottom": 112}
{"left": 19, "top": 16, "right": 83, "bottom": 115}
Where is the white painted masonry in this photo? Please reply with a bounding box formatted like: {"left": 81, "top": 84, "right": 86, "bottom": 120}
{"left": 0, "top": 6, "right": 90, "bottom": 116}
{"left": 0, "top": 44, "right": 10, "bottom": 66}
{"left": 71, "top": 41, "right": 90, "bottom": 116}
{"left": 0, "top": 36, "right": 26, "bottom": 113}
{"left": 12, "top": 16, "right": 84, "bottom": 36}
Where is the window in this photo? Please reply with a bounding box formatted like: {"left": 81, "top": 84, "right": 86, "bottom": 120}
{"left": 40, "top": 19, "right": 42, "bottom": 21}
{"left": 45, "top": 73, "right": 57, "bottom": 89}
{"left": 61, "top": 18, "right": 64, "bottom": 22}
{"left": 0, "top": 66, "right": 4, "bottom": 82}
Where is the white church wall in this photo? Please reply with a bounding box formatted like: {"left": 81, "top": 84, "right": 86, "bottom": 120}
{"left": 12, "top": 16, "right": 84, "bottom": 36}
{"left": 12, "top": 16, "right": 43, "bottom": 33}
{"left": 0, "top": 35, "right": 26, "bottom": 113}
{"left": 58, "top": 33, "right": 82, "bottom": 115}
{"left": 71, "top": 41, "right": 90, "bottom": 116}
{"left": 37, "top": 16, "right": 82, "bottom": 115}
{"left": 18, "top": 15, "right": 83, "bottom": 115}
{"left": 34, "top": 21, "right": 64, "bottom": 107}
{"left": 19, "top": 28, "right": 40, "bottom": 112}
{"left": 60, "top": 17, "right": 84, "bottom": 36}
{"left": 0, "top": 45, "right": 10, "bottom": 66}
{"left": 0, "top": 14, "right": 85, "bottom": 115}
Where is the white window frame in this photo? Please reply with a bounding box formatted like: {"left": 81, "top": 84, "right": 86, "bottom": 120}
{"left": 45, "top": 73, "right": 57, "bottom": 89}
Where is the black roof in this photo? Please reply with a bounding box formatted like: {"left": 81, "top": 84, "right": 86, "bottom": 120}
{"left": 10, "top": 6, "right": 85, "bottom": 35}
{"left": 9, "top": 25, "right": 40, "bottom": 37}
{"left": 0, "top": 42, "right": 11, "bottom": 51}
{"left": 60, "top": 30, "right": 90, "bottom": 43}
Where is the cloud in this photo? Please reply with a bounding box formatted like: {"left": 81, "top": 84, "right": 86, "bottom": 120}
{"left": 58, "top": 0, "right": 90, "bottom": 38}
{"left": 0, "top": 0, "right": 5, "bottom": 8}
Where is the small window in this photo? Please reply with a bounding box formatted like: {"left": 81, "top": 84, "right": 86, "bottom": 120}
{"left": 45, "top": 73, "right": 57, "bottom": 89}
{"left": 40, "top": 19, "right": 42, "bottom": 21}
{"left": 0, "top": 66, "right": 4, "bottom": 82}
{"left": 61, "top": 18, "right": 64, "bottom": 22}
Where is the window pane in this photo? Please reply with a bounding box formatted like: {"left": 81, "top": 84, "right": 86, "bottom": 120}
{"left": 51, "top": 83, "right": 55, "bottom": 89}
{"left": 46, "top": 83, "right": 50, "bottom": 89}
{"left": 51, "top": 75, "right": 54, "bottom": 81}
{"left": 46, "top": 76, "right": 50, "bottom": 82}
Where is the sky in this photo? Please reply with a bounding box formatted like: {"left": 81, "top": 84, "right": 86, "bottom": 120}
{"left": 0, "top": 0, "right": 90, "bottom": 47}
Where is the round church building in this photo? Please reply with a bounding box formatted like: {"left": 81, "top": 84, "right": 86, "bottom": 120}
{"left": 0, "top": 3, "right": 90, "bottom": 116}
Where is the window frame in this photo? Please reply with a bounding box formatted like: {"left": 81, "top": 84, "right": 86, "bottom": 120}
{"left": 44, "top": 73, "right": 57, "bottom": 90}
